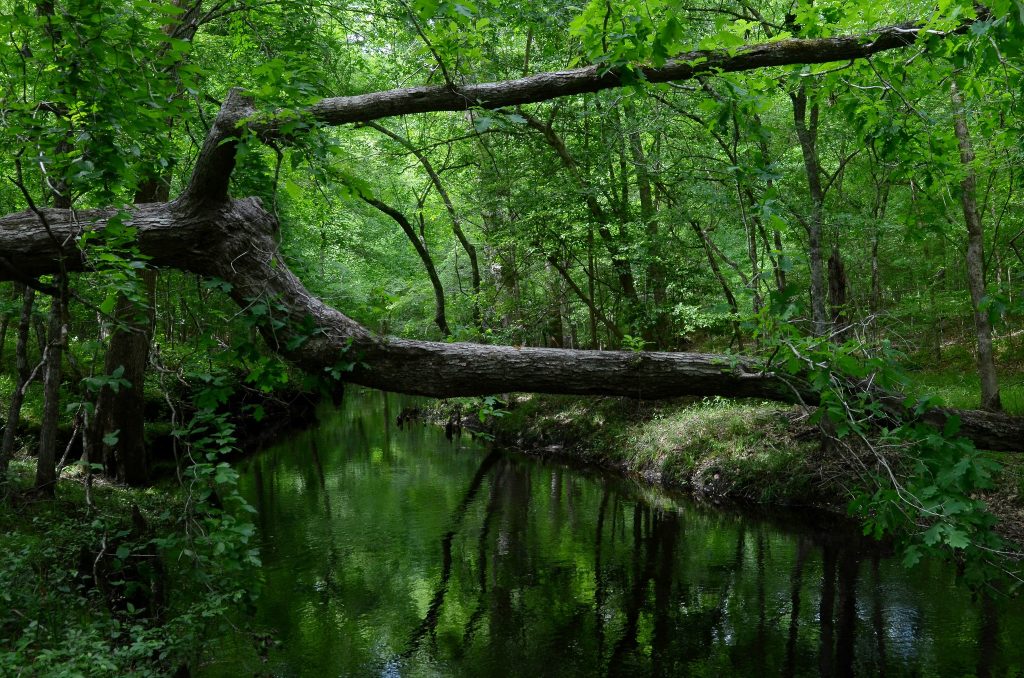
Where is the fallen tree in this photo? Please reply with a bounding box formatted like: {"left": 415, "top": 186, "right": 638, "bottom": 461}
{"left": 2, "top": 17, "right": 1022, "bottom": 452}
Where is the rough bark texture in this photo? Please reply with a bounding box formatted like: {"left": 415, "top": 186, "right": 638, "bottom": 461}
{"left": 951, "top": 81, "right": 1002, "bottom": 412}
{"left": 0, "top": 285, "right": 35, "bottom": 483}
{"left": 35, "top": 278, "right": 66, "bottom": 495}
{"left": 95, "top": 269, "right": 156, "bottom": 486}
{"left": 298, "top": 22, "right": 924, "bottom": 129}
{"left": 828, "top": 244, "right": 849, "bottom": 339}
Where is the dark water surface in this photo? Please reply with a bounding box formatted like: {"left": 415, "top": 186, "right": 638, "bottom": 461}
{"left": 202, "top": 390, "right": 1024, "bottom": 677}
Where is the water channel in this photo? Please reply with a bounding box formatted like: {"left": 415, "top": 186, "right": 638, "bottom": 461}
{"left": 202, "top": 389, "right": 1024, "bottom": 676}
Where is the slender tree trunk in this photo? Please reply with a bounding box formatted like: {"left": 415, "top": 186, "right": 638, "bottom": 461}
{"left": 364, "top": 196, "right": 451, "bottom": 336}
{"left": 368, "top": 122, "right": 483, "bottom": 331}
{"left": 587, "top": 225, "right": 600, "bottom": 348}
{"left": 869, "top": 180, "right": 890, "bottom": 323}
{"left": 546, "top": 255, "right": 623, "bottom": 340}
{"left": 0, "top": 285, "right": 35, "bottom": 487}
{"left": 951, "top": 80, "right": 1001, "bottom": 411}
{"left": 689, "top": 220, "right": 741, "bottom": 317}
{"left": 523, "top": 112, "right": 641, "bottom": 309}
{"left": 791, "top": 86, "right": 829, "bottom": 336}
{"left": 870, "top": 232, "right": 881, "bottom": 314}
{"left": 35, "top": 276, "right": 67, "bottom": 495}
{"left": 627, "top": 116, "right": 670, "bottom": 348}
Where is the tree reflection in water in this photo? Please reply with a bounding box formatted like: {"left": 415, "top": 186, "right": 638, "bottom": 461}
{"left": 205, "top": 391, "right": 1024, "bottom": 677}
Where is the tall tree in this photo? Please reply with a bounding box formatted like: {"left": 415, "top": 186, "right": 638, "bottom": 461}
{"left": 950, "top": 80, "right": 1002, "bottom": 411}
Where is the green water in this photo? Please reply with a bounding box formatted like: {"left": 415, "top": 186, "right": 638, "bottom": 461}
{"left": 202, "top": 389, "right": 1024, "bottom": 677}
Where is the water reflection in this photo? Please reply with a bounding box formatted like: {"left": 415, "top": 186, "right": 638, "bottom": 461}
{"left": 202, "top": 390, "right": 1024, "bottom": 677}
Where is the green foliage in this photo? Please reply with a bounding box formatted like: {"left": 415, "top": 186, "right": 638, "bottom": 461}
{"left": 758, "top": 315, "right": 1017, "bottom": 588}
{"left": 0, "top": 460, "right": 255, "bottom": 675}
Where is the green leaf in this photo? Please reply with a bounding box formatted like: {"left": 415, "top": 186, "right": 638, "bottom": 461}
{"left": 902, "top": 545, "right": 922, "bottom": 568}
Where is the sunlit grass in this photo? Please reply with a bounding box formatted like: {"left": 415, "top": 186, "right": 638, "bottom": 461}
{"left": 904, "top": 368, "right": 1024, "bottom": 416}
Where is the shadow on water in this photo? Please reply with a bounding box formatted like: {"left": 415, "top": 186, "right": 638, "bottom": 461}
{"left": 203, "top": 389, "right": 1024, "bottom": 677}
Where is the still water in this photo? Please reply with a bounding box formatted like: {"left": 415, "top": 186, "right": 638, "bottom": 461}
{"left": 202, "top": 389, "right": 1024, "bottom": 677}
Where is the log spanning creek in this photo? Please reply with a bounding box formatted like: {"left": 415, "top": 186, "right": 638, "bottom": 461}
{"left": 201, "top": 389, "right": 1024, "bottom": 676}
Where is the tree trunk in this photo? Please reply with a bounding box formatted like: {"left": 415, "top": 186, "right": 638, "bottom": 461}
{"left": 91, "top": 172, "right": 168, "bottom": 486}
{"left": 368, "top": 122, "right": 483, "bottom": 330}
{"left": 791, "top": 86, "right": 829, "bottom": 336}
{"left": 523, "top": 112, "right": 641, "bottom": 311}
{"left": 363, "top": 196, "right": 451, "bottom": 337}
{"left": 35, "top": 276, "right": 67, "bottom": 495}
{"left": 828, "top": 245, "right": 849, "bottom": 340}
{"left": 1, "top": 18, "right": 1016, "bottom": 455}
{"left": 951, "top": 81, "right": 1001, "bottom": 412}
{"left": 5, "top": 195, "right": 1020, "bottom": 449}
{"left": 627, "top": 117, "right": 670, "bottom": 348}
{"left": 94, "top": 270, "right": 157, "bottom": 485}
{"left": 689, "top": 219, "right": 742, "bottom": 343}
{"left": 0, "top": 285, "right": 35, "bottom": 487}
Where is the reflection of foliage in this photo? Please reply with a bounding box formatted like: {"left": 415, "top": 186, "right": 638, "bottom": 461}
{"left": 205, "top": 392, "right": 1024, "bottom": 676}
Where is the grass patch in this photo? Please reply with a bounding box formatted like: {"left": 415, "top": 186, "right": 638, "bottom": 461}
{"left": 904, "top": 368, "right": 1024, "bottom": 415}
{"left": 491, "top": 395, "right": 828, "bottom": 506}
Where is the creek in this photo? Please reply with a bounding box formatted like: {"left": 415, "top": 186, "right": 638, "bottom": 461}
{"left": 201, "top": 389, "right": 1024, "bottom": 676}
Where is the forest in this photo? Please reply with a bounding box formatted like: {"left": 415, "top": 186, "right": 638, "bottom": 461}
{"left": 1, "top": 0, "right": 1024, "bottom": 674}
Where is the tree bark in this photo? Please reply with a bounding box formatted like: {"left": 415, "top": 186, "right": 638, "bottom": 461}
{"left": 35, "top": 276, "right": 67, "bottom": 495}
{"left": 293, "top": 19, "right": 940, "bottom": 130}
{"left": 951, "top": 81, "right": 1001, "bottom": 412}
{"left": 791, "top": 86, "right": 829, "bottom": 336}
{"left": 2, "top": 196, "right": 1020, "bottom": 450}
{"left": 94, "top": 270, "right": 157, "bottom": 485}
{"left": 828, "top": 244, "right": 849, "bottom": 340}
{"left": 0, "top": 285, "right": 35, "bottom": 486}
{"left": 0, "top": 12, "right": 1016, "bottom": 458}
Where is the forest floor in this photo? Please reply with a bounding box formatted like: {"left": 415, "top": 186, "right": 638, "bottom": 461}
{"left": 0, "top": 459, "right": 235, "bottom": 675}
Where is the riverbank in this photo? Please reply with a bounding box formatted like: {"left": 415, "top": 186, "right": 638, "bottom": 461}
{"left": 491, "top": 396, "right": 836, "bottom": 507}
{"left": 422, "top": 395, "right": 844, "bottom": 508}
{"left": 425, "top": 393, "right": 1024, "bottom": 544}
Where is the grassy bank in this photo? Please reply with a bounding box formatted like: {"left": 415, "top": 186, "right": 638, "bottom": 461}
{"left": 481, "top": 395, "right": 840, "bottom": 507}
{"left": 448, "top": 389, "right": 1024, "bottom": 536}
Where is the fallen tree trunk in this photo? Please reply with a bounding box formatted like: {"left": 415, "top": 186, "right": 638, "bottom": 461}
{"left": 2, "top": 194, "right": 1022, "bottom": 451}
{"left": 2, "top": 11, "right": 1019, "bottom": 453}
